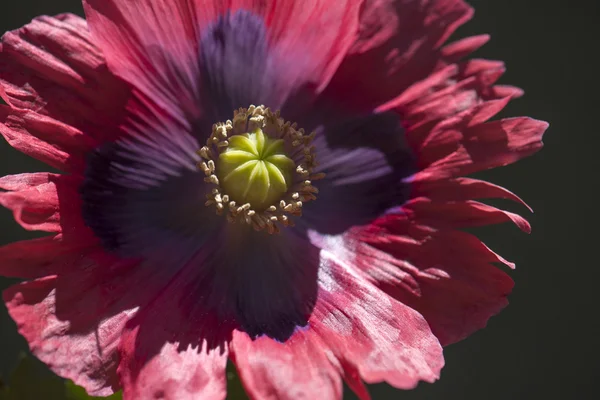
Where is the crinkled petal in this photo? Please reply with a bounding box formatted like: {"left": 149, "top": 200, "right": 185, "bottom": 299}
{"left": 3, "top": 277, "right": 135, "bottom": 396}
{"left": 0, "top": 173, "right": 89, "bottom": 237}
{"left": 0, "top": 172, "right": 62, "bottom": 232}
{"left": 413, "top": 117, "right": 548, "bottom": 180}
{"left": 387, "top": 71, "right": 515, "bottom": 139}
{"left": 0, "top": 106, "right": 81, "bottom": 172}
{"left": 82, "top": 0, "right": 202, "bottom": 110}
{"left": 230, "top": 247, "right": 443, "bottom": 400}
{"left": 334, "top": 214, "right": 515, "bottom": 345}
{"left": 314, "top": 250, "right": 444, "bottom": 391}
{"left": 0, "top": 14, "right": 130, "bottom": 143}
{"left": 231, "top": 330, "right": 342, "bottom": 400}
{"left": 322, "top": 0, "right": 473, "bottom": 111}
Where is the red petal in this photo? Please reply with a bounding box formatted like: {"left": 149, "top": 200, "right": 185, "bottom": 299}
{"left": 414, "top": 117, "right": 548, "bottom": 180}
{"left": 0, "top": 235, "right": 94, "bottom": 279}
{"left": 323, "top": 0, "right": 473, "bottom": 111}
{"left": 386, "top": 63, "right": 513, "bottom": 140}
{"left": 315, "top": 252, "right": 443, "bottom": 391}
{"left": 83, "top": 0, "right": 362, "bottom": 108}
{"left": 0, "top": 14, "right": 130, "bottom": 143}
{"left": 440, "top": 34, "right": 490, "bottom": 62}
{"left": 403, "top": 197, "right": 531, "bottom": 233}
{"left": 0, "top": 173, "right": 61, "bottom": 232}
{"left": 339, "top": 215, "right": 515, "bottom": 345}
{"left": 3, "top": 277, "right": 134, "bottom": 396}
{"left": 262, "top": 0, "right": 363, "bottom": 94}
{"left": 0, "top": 173, "right": 89, "bottom": 236}
{"left": 230, "top": 330, "right": 343, "bottom": 400}
{"left": 0, "top": 106, "right": 79, "bottom": 172}
{"left": 411, "top": 177, "right": 532, "bottom": 211}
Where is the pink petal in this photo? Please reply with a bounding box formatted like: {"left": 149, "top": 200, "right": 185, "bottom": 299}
{"left": 119, "top": 329, "right": 228, "bottom": 400}
{"left": 323, "top": 0, "right": 473, "bottom": 111}
{"left": 82, "top": 0, "right": 202, "bottom": 111}
{"left": 339, "top": 214, "right": 515, "bottom": 345}
{"left": 0, "top": 14, "right": 130, "bottom": 143}
{"left": 3, "top": 277, "right": 135, "bottom": 396}
{"left": 261, "top": 0, "right": 363, "bottom": 95}
{"left": 230, "top": 330, "right": 343, "bottom": 400}
{"left": 117, "top": 266, "right": 228, "bottom": 400}
{"left": 316, "top": 251, "right": 444, "bottom": 392}
{"left": 230, "top": 249, "right": 443, "bottom": 400}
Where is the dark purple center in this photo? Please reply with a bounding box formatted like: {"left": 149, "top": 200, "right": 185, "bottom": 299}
{"left": 80, "top": 10, "right": 415, "bottom": 340}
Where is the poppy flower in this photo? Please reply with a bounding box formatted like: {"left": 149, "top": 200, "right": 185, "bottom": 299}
{"left": 0, "top": 0, "right": 547, "bottom": 399}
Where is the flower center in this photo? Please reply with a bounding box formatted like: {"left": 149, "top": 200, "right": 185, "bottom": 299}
{"left": 197, "top": 105, "right": 324, "bottom": 234}
{"left": 218, "top": 129, "right": 294, "bottom": 210}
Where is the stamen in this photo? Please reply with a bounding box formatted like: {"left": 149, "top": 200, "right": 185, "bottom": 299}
{"left": 197, "top": 105, "right": 323, "bottom": 233}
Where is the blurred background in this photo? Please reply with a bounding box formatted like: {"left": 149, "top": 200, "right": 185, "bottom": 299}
{"left": 0, "top": 0, "right": 596, "bottom": 399}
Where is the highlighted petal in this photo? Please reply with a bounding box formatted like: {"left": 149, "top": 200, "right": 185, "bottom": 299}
{"left": 231, "top": 331, "right": 342, "bottom": 400}
{"left": 3, "top": 277, "right": 134, "bottom": 396}
{"left": 316, "top": 251, "right": 444, "bottom": 391}
{"left": 117, "top": 267, "right": 228, "bottom": 400}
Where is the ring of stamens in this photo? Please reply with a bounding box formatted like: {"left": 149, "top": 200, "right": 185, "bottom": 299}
{"left": 197, "top": 105, "right": 324, "bottom": 234}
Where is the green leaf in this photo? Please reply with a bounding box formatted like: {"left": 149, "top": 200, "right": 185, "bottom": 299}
{"left": 0, "top": 354, "right": 65, "bottom": 400}
{"left": 0, "top": 354, "right": 122, "bottom": 400}
{"left": 64, "top": 381, "right": 121, "bottom": 400}
{"left": 226, "top": 362, "right": 249, "bottom": 400}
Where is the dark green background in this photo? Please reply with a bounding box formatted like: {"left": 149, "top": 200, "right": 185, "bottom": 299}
{"left": 0, "top": 0, "right": 595, "bottom": 399}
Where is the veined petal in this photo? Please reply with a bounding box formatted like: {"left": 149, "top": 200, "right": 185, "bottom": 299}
{"left": 83, "top": 0, "right": 363, "bottom": 127}
{"left": 82, "top": 0, "right": 202, "bottom": 112}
